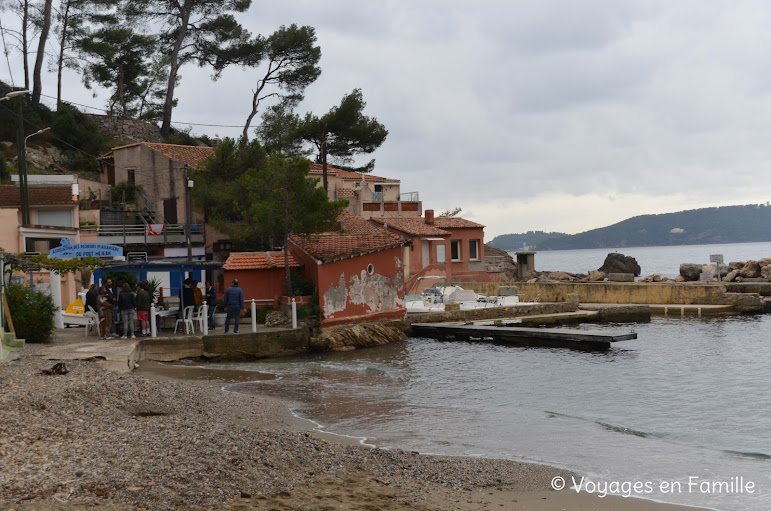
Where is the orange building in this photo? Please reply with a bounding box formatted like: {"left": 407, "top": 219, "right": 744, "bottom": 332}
{"left": 222, "top": 251, "right": 301, "bottom": 308}
{"left": 290, "top": 213, "right": 407, "bottom": 327}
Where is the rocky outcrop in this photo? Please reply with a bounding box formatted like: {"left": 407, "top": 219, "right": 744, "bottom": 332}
{"left": 599, "top": 253, "right": 641, "bottom": 276}
{"left": 310, "top": 321, "right": 408, "bottom": 352}
{"left": 679, "top": 263, "right": 702, "bottom": 282}
{"left": 740, "top": 260, "right": 761, "bottom": 278}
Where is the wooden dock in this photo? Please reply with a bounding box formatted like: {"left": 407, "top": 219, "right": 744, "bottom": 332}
{"left": 411, "top": 323, "right": 637, "bottom": 351}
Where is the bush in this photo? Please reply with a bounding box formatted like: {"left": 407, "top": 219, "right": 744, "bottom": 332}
{"left": 290, "top": 271, "right": 316, "bottom": 296}
{"left": 5, "top": 283, "right": 57, "bottom": 343}
{"left": 51, "top": 103, "right": 107, "bottom": 172}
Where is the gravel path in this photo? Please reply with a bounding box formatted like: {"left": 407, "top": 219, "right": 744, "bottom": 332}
{"left": 0, "top": 344, "right": 573, "bottom": 510}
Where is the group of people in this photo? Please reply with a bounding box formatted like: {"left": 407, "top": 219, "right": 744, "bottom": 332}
{"left": 84, "top": 276, "right": 245, "bottom": 337}
{"left": 85, "top": 278, "right": 155, "bottom": 339}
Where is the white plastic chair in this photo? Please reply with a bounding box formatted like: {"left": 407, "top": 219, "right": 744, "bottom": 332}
{"left": 192, "top": 306, "right": 207, "bottom": 333}
{"left": 84, "top": 306, "right": 103, "bottom": 337}
{"left": 174, "top": 305, "right": 195, "bottom": 334}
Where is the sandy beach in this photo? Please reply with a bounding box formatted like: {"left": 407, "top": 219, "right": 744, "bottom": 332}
{"left": 1, "top": 340, "right": 711, "bottom": 511}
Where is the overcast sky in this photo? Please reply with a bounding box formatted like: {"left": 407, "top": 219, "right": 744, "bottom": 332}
{"left": 4, "top": 0, "right": 771, "bottom": 239}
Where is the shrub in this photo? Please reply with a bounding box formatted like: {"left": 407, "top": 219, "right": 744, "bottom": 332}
{"left": 5, "top": 283, "right": 57, "bottom": 343}
{"left": 290, "top": 271, "right": 316, "bottom": 296}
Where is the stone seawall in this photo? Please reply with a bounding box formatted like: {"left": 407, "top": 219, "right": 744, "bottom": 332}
{"left": 455, "top": 282, "right": 762, "bottom": 313}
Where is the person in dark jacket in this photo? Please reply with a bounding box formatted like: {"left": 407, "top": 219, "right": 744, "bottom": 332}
{"left": 205, "top": 280, "right": 217, "bottom": 329}
{"left": 182, "top": 278, "right": 196, "bottom": 311}
{"left": 223, "top": 279, "right": 245, "bottom": 334}
{"left": 136, "top": 283, "right": 151, "bottom": 337}
{"left": 85, "top": 283, "right": 98, "bottom": 313}
{"left": 117, "top": 282, "right": 137, "bottom": 339}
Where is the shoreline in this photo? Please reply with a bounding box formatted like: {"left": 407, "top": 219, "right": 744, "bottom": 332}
{"left": 0, "top": 346, "right": 712, "bottom": 511}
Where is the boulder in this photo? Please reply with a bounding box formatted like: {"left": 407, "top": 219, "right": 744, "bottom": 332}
{"left": 762, "top": 265, "right": 771, "bottom": 280}
{"left": 587, "top": 270, "right": 606, "bottom": 282}
{"left": 546, "top": 271, "right": 574, "bottom": 281}
{"left": 728, "top": 261, "right": 745, "bottom": 270}
{"left": 723, "top": 270, "right": 740, "bottom": 282}
{"left": 640, "top": 273, "right": 661, "bottom": 282}
{"left": 702, "top": 263, "right": 731, "bottom": 277}
{"left": 598, "top": 253, "right": 641, "bottom": 276}
{"left": 758, "top": 258, "right": 771, "bottom": 268}
{"left": 679, "top": 263, "right": 702, "bottom": 281}
{"left": 740, "top": 260, "right": 761, "bottom": 278}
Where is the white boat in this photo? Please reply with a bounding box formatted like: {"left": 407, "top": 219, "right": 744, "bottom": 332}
{"left": 405, "top": 279, "right": 523, "bottom": 314}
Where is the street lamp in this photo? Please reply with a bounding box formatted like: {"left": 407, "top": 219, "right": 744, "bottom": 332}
{"left": 0, "top": 90, "right": 30, "bottom": 102}
{"left": 19, "top": 127, "right": 51, "bottom": 226}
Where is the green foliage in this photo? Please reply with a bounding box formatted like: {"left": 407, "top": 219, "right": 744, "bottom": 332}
{"left": 0, "top": 153, "right": 8, "bottom": 183}
{"left": 296, "top": 88, "right": 388, "bottom": 173}
{"left": 438, "top": 207, "right": 462, "bottom": 218}
{"left": 110, "top": 182, "right": 143, "bottom": 205}
{"left": 290, "top": 271, "right": 315, "bottom": 296}
{"left": 0, "top": 81, "right": 54, "bottom": 149}
{"left": 256, "top": 98, "right": 311, "bottom": 157}
{"left": 241, "top": 24, "right": 321, "bottom": 138}
{"left": 100, "top": 271, "right": 137, "bottom": 288}
{"left": 297, "top": 292, "right": 320, "bottom": 319}
{"left": 3, "top": 253, "right": 106, "bottom": 275}
{"left": 255, "top": 306, "right": 272, "bottom": 324}
{"left": 51, "top": 103, "right": 108, "bottom": 172}
{"left": 5, "top": 284, "right": 57, "bottom": 343}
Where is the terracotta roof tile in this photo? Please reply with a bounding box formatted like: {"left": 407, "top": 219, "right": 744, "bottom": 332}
{"left": 434, "top": 217, "right": 485, "bottom": 229}
{"left": 370, "top": 217, "right": 450, "bottom": 237}
{"left": 223, "top": 251, "right": 300, "bottom": 271}
{"left": 290, "top": 230, "right": 405, "bottom": 262}
{"left": 336, "top": 211, "right": 388, "bottom": 235}
{"left": 0, "top": 185, "right": 75, "bottom": 207}
{"left": 308, "top": 162, "right": 399, "bottom": 183}
{"left": 106, "top": 142, "right": 214, "bottom": 169}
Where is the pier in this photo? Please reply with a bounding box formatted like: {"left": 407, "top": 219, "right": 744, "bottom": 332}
{"left": 410, "top": 322, "right": 637, "bottom": 351}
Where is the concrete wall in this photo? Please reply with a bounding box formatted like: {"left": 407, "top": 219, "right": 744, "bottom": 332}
{"left": 0, "top": 209, "right": 20, "bottom": 251}
{"left": 89, "top": 115, "right": 163, "bottom": 144}
{"left": 456, "top": 281, "right": 762, "bottom": 311}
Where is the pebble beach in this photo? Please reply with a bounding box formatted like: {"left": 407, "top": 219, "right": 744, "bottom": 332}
{"left": 1, "top": 339, "right": 710, "bottom": 511}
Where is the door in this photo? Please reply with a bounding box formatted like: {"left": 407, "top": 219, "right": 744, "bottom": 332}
{"left": 422, "top": 240, "right": 429, "bottom": 268}
{"left": 163, "top": 198, "right": 178, "bottom": 224}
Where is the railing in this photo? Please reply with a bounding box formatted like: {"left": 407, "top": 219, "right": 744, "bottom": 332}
{"left": 399, "top": 191, "right": 419, "bottom": 202}
{"left": 80, "top": 223, "right": 204, "bottom": 245}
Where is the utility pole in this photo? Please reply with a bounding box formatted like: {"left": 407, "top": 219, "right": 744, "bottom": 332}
{"left": 16, "top": 101, "right": 30, "bottom": 226}
{"left": 184, "top": 165, "right": 193, "bottom": 262}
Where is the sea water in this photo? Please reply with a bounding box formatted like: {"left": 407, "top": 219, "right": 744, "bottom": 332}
{"left": 189, "top": 243, "right": 770, "bottom": 510}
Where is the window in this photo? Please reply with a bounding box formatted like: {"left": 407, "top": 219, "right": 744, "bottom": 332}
{"left": 469, "top": 240, "right": 479, "bottom": 260}
{"left": 37, "top": 209, "right": 73, "bottom": 227}
{"left": 436, "top": 244, "right": 446, "bottom": 263}
{"left": 127, "top": 168, "right": 136, "bottom": 185}
{"left": 451, "top": 240, "right": 461, "bottom": 261}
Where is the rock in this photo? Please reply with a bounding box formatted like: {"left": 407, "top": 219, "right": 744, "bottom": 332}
{"left": 640, "top": 274, "right": 661, "bottom": 282}
{"left": 762, "top": 265, "right": 771, "bottom": 280}
{"left": 587, "top": 270, "right": 605, "bottom": 282}
{"left": 675, "top": 275, "right": 686, "bottom": 282}
{"left": 758, "top": 258, "right": 771, "bottom": 268}
{"left": 728, "top": 261, "right": 745, "bottom": 270}
{"left": 598, "top": 253, "right": 641, "bottom": 276}
{"left": 740, "top": 260, "right": 761, "bottom": 278}
{"left": 546, "top": 271, "right": 574, "bottom": 281}
{"left": 723, "top": 270, "right": 740, "bottom": 282}
{"left": 265, "top": 311, "right": 290, "bottom": 327}
{"left": 702, "top": 263, "right": 731, "bottom": 277}
{"left": 679, "top": 263, "right": 702, "bottom": 281}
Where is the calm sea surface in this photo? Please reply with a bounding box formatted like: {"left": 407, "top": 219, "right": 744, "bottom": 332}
{"left": 180, "top": 243, "right": 771, "bottom": 511}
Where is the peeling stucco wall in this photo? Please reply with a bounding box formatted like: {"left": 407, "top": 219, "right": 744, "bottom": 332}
{"left": 323, "top": 267, "right": 405, "bottom": 320}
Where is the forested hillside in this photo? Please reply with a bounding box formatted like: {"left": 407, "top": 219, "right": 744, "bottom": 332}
{"left": 491, "top": 204, "right": 771, "bottom": 250}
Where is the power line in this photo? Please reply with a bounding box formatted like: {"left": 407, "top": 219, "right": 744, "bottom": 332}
{"left": 39, "top": 92, "right": 245, "bottom": 128}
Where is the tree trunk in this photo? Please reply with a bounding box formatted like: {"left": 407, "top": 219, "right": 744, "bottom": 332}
{"left": 321, "top": 124, "right": 328, "bottom": 192}
{"left": 32, "top": 0, "right": 53, "bottom": 105}
{"left": 160, "top": 0, "right": 192, "bottom": 138}
{"left": 22, "top": 0, "right": 30, "bottom": 90}
{"left": 56, "top": 0, "right": 72, "bottom": 110}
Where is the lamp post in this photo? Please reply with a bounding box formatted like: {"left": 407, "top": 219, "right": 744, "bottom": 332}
{"left": 20, "top": 127, "right": 51, "bottom": 226}
{"left": 2, "top": 91, "right": 31, "bottom": 224}
{"left": 0, "top": 90, "right": 30, "bottom": 102}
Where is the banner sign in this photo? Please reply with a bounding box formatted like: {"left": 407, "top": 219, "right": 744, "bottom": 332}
{"left": 49, "top": 238, "right": 123, "bottom": 259}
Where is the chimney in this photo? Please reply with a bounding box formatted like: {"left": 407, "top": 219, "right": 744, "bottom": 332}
{"left": 425, "top": 209, "right": 435, "bottom": 225}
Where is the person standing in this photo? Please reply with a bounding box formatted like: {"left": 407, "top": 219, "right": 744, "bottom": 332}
{"left": 98, "top": 286, "right": 114, "bottom": 339}
{"left": 85, "top": 283, "right": 98, "bottom": 313}
{"left": 193, "top": 279, "right": 204, "bottom": 312}
{"left": 118, "top": 282, "right": 137, "bottom": 339}
{"left": 103, "top": 278, "right": 117, "bottom": 337}
{"left": 182, "top": 278, "right": 195, "bottom": 311}
{"left": 223, "top": 279, "right": 245, "bottom": 334}
{"left": 205, "top": 280, "right": 217, "bottom": 330}
{"left": 136, "top": 283, "right": 151, "bottom": 337}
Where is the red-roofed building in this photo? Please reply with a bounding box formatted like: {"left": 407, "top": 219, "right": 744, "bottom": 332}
{"left": 289, "top": 217, "right": 407, "bottom": 326}
{"left": 371, "top": 209, "right": 495, "bottom": 291}
{"left": 309, "top": 162, "right": 421, "bottom": 219}
{"left": 222, "top": 251, "right": 301, "bottom": 307}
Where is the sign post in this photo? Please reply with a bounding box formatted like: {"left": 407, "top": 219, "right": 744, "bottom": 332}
{"left": 709, "top": 254, "right": 724, "bottom": 282}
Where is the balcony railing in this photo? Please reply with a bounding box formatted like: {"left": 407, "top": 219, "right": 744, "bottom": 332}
{"left": 80, "top": 223, "right": 204, "bottom": 246}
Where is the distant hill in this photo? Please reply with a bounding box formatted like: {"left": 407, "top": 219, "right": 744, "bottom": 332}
{"left": 492, "top": 204, "right": 771, "bottom": 251}
{"left": 489, "top": 231, "right": 568, "bottom": 250}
